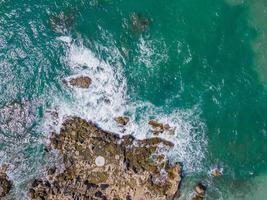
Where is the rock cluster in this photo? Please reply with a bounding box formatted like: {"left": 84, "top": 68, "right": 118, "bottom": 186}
{"left": 148, "top": 120, "right": 176, "bottom": 135}
{"left": 29, "top": 117, "right": 181, "bottom": 200}
{"left": 0, "top": 170, "right": 12, "bottom": 198}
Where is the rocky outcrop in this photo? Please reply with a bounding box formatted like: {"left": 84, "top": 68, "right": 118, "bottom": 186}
{"left": 0, "top": 170, "right": 12, "bottom": 198}
{"left": 29, "top": 117, "right": 181, "bottom": 200}
{"left": 64, "top": 76, "right": 92, "bottom": 89}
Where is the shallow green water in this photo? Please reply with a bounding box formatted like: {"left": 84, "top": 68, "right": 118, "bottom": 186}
{"left": 1, "top": 0, "right": 267, "bottom": 199}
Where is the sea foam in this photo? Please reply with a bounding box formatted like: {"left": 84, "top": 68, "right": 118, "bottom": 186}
{"left": 46, "top": 34, "right": 207, "bottom": 172}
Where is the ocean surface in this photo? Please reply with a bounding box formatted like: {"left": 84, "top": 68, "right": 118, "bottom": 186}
{"left": 1, "top": 0, "right": 267, "bottom": 199}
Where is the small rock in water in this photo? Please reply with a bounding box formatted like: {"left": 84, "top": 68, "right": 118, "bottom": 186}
{"left": 95, "top": 156, "right": 105, "bottom": 167}
{"left": 64, "top": 76, "right": 92, "bottom": 88}
{"left": 148, "top": 120, "right": 176, "bottom": 135}
{"left": 211, "top": 168, "right": 222, "bottom": 177}
{"left": 115, "top": 116, "right": 130, "bottom": 126}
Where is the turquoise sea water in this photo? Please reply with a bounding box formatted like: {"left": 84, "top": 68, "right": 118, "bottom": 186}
{"left": 1, "top": 0, "right": 267, "bottom": 199}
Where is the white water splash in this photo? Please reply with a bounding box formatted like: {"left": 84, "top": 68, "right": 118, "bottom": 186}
{"left": 135, "top": 35, "right": 168, "bottom": 68}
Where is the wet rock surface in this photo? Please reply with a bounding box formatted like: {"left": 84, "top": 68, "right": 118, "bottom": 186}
{"left": 0, "top": 100, "right": 37, "bottom": 135}
{"left": 148, "top": 120, "right": 176, "bottom": 135}
{"left": 64, "top": 76, "right": 92, "bottom": 89}
{"left": 115, "top": 116, "right": 129, "bottom": 126}
{"left": 29, "top": 117, "right": 181, "bottom": 200}
{"left": 0, "top": 170, "right": 12, "bottom": 198}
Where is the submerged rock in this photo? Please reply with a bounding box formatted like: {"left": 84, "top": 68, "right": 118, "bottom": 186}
{"left": 29, "top": 117, "right": 181, "bottom": 200}
{"left": 192, "top": 183, "right": 206, "bottom": 200}
{"left": 64, "top": 76, "right": 92, "bottom": 88}
{"left": 115, "top": 116, "right": 130, "bottom": 126}
{"left": 49, "top": 12, "right": 75, "bottom": 34}
{"left": 130, "top": 13, "right": 151, "bottom": 33}
{"left": 0, "top": 170, "right": 12, "bottom": 197}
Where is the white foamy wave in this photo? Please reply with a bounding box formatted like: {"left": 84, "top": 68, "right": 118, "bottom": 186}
{"left": 46, "top": 35, "right": 207, "bottom": 172}
{"left": 135, "top": 35, "right": 168, "bottom": 68}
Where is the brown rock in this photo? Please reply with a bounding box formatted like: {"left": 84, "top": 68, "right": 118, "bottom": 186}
{"left": 149, "top": 120, "right": 164, "bottom": 133}
{"left": 0, "top": 170, "right": 12, "bottom": 197}
{"left": 149, "top": 120, "right": 176, "bottom": 135}
{"left": 29, "top": 117, "right": 181, "bottom": 200}
{"left": 211, "top": 168, "right": 222, "bottom": 177}
{"left": 115, "top": 116, "right": 130, "bottom": 126}
{"left": 64, "top": 76, "right": 92, "bottom": 88}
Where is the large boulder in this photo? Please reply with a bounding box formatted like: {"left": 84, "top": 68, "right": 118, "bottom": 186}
{"left": 29, "top": 117, "right": 181, "bottom": 200}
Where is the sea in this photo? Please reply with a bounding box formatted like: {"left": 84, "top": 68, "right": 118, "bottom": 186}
{"left": 0, "top": 0, "right": 267, "bottom": 199}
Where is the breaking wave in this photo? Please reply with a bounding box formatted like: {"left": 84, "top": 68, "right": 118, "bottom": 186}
{"left": 44, "top": 33, "right": 207, "bottom": 173}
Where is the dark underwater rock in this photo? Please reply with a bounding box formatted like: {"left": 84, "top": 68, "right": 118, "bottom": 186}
{"left": 130, "top": 13, "right": 151, "bottom": 33}
{"left": 49, "top": 12, "right": 75, "bottom": 34}
{"left": 0, "top": 170, "right": 12, "bottom": 198}
{"left": 192, "top": 182, "right": 207, "bottom": 200}
{"left": 29, "top": 117, "right": 181, "bottom": 200}
{"left": 0, "top": 100, "right": 37, "bottom": 135}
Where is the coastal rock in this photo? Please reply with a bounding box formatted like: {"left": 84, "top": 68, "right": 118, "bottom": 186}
{"left": 64, "top": 76, "right": 92, "bottom": 88}
{"left": 0, "top": 170, "right": 12, "bottom": 197}
{"left": 192, "top": 183, "right": 206, "bottom": 200}
{"left": 149, "top": 120, "right": 176, "bottom": 135}
{"left": 115, "top": 116, "right": 130, "bottom": 126}
{"left": 29, "top": 117, "right": 181, "bottom": 200}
